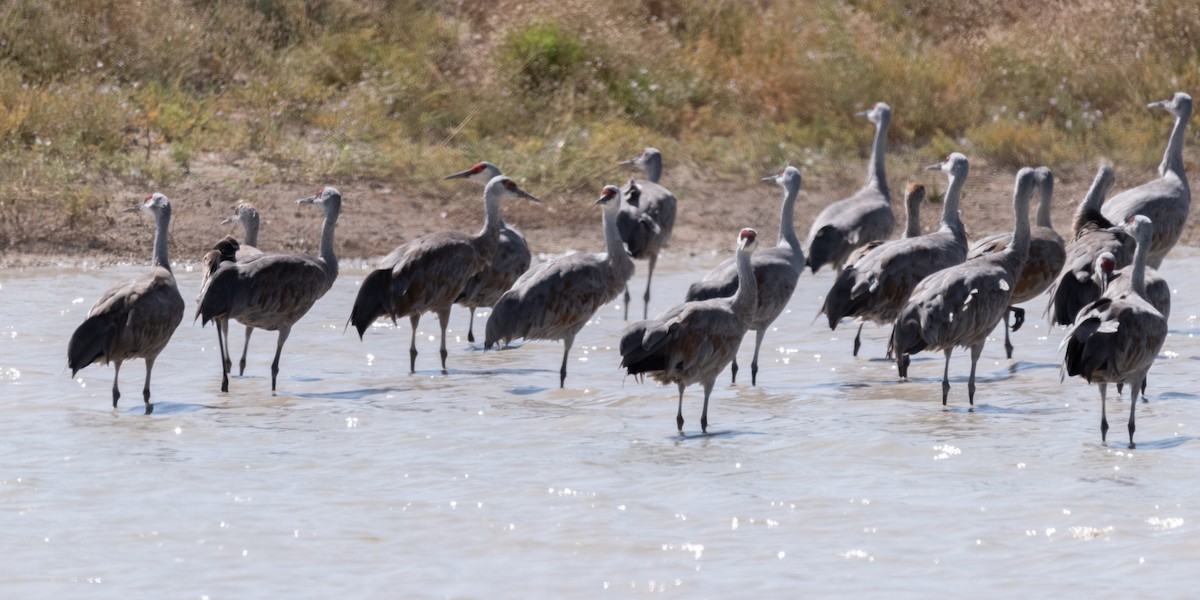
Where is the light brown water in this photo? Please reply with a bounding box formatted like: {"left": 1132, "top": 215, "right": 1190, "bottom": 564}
{"left": 2, "top": 249, "right": 1199, "bottom": 597}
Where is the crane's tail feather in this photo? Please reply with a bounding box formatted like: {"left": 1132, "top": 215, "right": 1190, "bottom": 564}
{"left": 1048, "top": 271, "right": 1100, "bottom": 326}
{"left": 349, "top": 269, "right": 393, "bottom": 339}
{"left": 67, "top": 314, "right": 119, "bottom": 375}
{"left": 806, "top": 225, "right": 848, "bottom": 274}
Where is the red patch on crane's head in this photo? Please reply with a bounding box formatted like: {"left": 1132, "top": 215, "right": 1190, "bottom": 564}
{"left": 739, "top": 228, "right": 757, "bottom": 243}
{"left": 472, "top": 162, "right": 487, "bottom": 173}
{"left": 501, "top": 178, "right": 518, "bottom": 191}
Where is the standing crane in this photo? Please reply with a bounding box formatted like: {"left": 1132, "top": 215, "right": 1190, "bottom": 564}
{"left": 1062, "top": 215, "right": 1168, "bottom": 448}
{"left": 966, "top": 166, "right": 1065, "bottom": 358}
{"left": 1100, "top": 92, "right": 1191, "bottom": 268}
{"left": 219, "top": 203, "right": 265, "bottom": 377}
{"left": 350, "top": 176, "right": 539, "bottom": 373}
{"left": 821, "top": 153, "right": 970, "bottom": 357}
{"left": 1046, "top": 166, "right": 1135, "bottom": 326}
{"left": 68, "top": 193, "right": 185, "bottom": 413}
{"left": 483, "top": 185, "right": 634, "bottom": 387}
{"left": 806, "top": 102, "right": 894, "bottom": 273}
{"left": 197, "top": 187, "right": 342, "bottom": 392}
{"left": 620, "top": 228, "right": 759, "bottom": 434}
{"left": 684, "top": 166, "right": 804, "bottom": 385}
{"left": 444, "top": 162, "right": 533, "bottom": 343}
{"left": 893, "top": 168, "right": 1036, "bottom": 406}
{"left": 618, "top": 147, "right": 677, "bottom": 320}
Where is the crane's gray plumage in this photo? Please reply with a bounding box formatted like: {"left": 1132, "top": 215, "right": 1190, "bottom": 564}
{"left": 483, "top": 185, "right": 634, "bottom": 387}
{"left": 1046, "top": 165, "right": 1136, "bottom": 326}
{"left": 806, "top": 102, "right": 894, "bottom": 273}
{"left": 197, "top": 187, "right": 342, "bottom": 392}
{"left": 618, "top": 147, "right": 677, "bottom": 320}
{"left": 1062, "top": 215, "right": 1167, "bottom": 448}
{"left": 349, "top": 176, "right": 539, "bottom": 373}
{"left": 894, "top": 168, "right": 1036, "bottom": 406}
{"left": 821, "top": 153, "right": 969, "bottom": 357}
{"left": 844, "top": 180, "right": 926, "bottom": 267}
{"left": 67, "top": 193, "right": 185, "bottom": 413}
{"left": 684, "top": 166, "right": 804, "bottom": 385}
{"left": 217, "top": 202, "right": 266, "bottom": 377}
{"left": 967, "top": 166, "right": 1065, "bottom": 358}
{"left": 1100, "top": 92, "right": 1191, "bottom": 269}
{"left": 620, "top": 228, "right": 759, "bottom": 433}
{"left": 444, "top": 162, "right": 533, "bottom": 343}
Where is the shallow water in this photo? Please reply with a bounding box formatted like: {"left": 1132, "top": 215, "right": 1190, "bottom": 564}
{"left": 2, "top": 248, "right": 1200, "bottom": 598}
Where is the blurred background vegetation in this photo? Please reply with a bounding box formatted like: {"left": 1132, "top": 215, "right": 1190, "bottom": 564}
{"left": 1, "top": 0, "right": 1198, "bottom": 219}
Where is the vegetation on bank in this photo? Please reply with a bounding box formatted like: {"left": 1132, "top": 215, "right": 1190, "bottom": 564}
{"left": 1, "top": 0, "right": 1198, "bottom": 225}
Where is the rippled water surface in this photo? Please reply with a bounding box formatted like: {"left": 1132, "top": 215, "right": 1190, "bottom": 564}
{"left": 3, "top": 249, "right": 1200, "bottom": 597}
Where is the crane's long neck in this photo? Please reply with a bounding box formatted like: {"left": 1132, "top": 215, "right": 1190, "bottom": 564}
{"left": 243, "top": 219, "right": 259, "bottom": 248}
{"left": 940, "top": 169, "right": 966, "bottom": 238}
{"left": 152, "top": 206, "right": 171, "bottom": 271}
{"left": 1129, "top": 233, "right": 1150, "bottom": 297}
{"left": 603, "top": 203, "right": 633, "bottom": 277}
{"left": 1005, "top": 189, "right": 1032, "bottom": 275}
{"left": 1159, "top": 106, "right": 1191, "bottom": 179}
{"left": 1035, "top": 186, "right": 1053, "bottom": 229}
{"left": 866, "top": 115, "right": 890, "bottom": 198}
{"left": 904, "top": 194, "right": 922, "bottom": 238}
{"left": 474, "top": 189, "right": 503, "bottom": 262}
{"left": 318, "top": 202, "right": 340, "bottom": 281}
{"left": 729, "top": 247, "right": 757, "bottom": 325}
{"left": 643, "top": 155, "right": 663, "bottom": 184}
{"left": 777, "top": 182, "right": 802, "bottom": 262}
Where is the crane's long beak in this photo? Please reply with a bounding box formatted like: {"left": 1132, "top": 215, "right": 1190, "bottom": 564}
{"left": 855, "top": 110, "right": 869, "bottom": 117}
{"left": 761, "top": 174, "right": 776, "bottom": 182}
{"left": 1147, "top": 99, "right": 1169, "bottom": 109}
{"left": 444, "top": 169, "right": 473, "bottom": 180}
{"left": 121, "top": 205, "right": 142, "bottom": 213}
{"left": 517, "top": 189, "right": 542, "bottom": 204}
{"left": 296, "top": 195, "right": 318, "bottom": 205}
{"left": 924, "top": 163, "right": 942, "bottom": 171}
{"left": 618, "top": 158, "right": 636, "bottom": 166}
{"left": 220, "top": 215, "right": 235, "bottom": 225}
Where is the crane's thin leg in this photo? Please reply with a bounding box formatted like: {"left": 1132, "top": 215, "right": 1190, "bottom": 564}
{"left": 730, "top": 358, "right": 738, "bottom": 384}
{"left": 941, "top": 348, "right": 953, "bottom": 406}
{"left": 1099, "top": 383, "right": 1109, "bottom": 443}
{"left": 142, "top": 356, "right": 155, "bottom": 414}
{"left": 885, "top": 326, "right": 896, "bottom": 360}
{"left": 750, "top": 328, "right": 766, "bottom": 386}
{"left": 967, "top": 342, "right": 984, "bottom": 406}
{"left": 1128, "top": 375, "right": 1141, "bottom": 449}
{"left": 1002, "top": 310, "right": 1014, "bottom": 360}
{"left": 239, "top": 325, "right": 253, "bottom": 376}
{"left": 559, "top": 333, "right": 575, "bottom": 388}
{"left": 271, "top": 326, "right": 291, "bottom": 392}
{"left": 436, "top": 308, "right": 451, "bottom": 373}
{"left": 467, "top": 307, "right": 477, "bottom": 344}
{"left": 643, "top": 254, "right": 657, "bottom": 320}
{"left": 853, "top": 323, "right": 864, "bottom": 357}
{"left": 216, "top": 320, "right": 229, "bottom": 393}
{"left": 220, "top": 318, "right": 232, "bottom": 375}
{"left": 623, "top": 286, "right": 631, "bottom": 321}
{"left": 676, "top": 383, "right": 686, "bottom": 432}
{"left": 897, "top": 353, "right": 910, "bottom": 380}
{"left": 409, "top": 315, "right": 420, "bottom": 373}
{"left": 700, "top": 379, "right": 715, "bottom": 433}
{"left": 111, "top": 361, "right": 122, "bottom": 408}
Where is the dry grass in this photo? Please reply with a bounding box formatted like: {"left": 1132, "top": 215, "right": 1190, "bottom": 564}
{"left": 1, "top": 0, "right": 1199, "bottom": 245}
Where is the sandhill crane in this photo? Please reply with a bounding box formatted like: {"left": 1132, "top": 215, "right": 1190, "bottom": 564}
{"left": 893, "top": 168, "right": 1036, "bottom": 406}
{"left": 350, "top": 176, "right": 539, "bottom": 373}
{"left": 967, "top": 166, "right": 1066, "bottom": 358}
{"left": 1100, "top": 92, "right": 1192, "bottom": 268}
{"left": 444, "top": 162, "right": 533, "bottom": 343}
{"left": 618, "top": 147, "right": 677, "bottom": 320}
{"left": 1062, "top": 215, "right": 1167, "bottom": 448}
{"left": 683, "top": 166, "right": 804, "bottom": 385}
{"left": 845, "top": 180, "right": 926, "bottom": 267}
{"left": 620, "top": 228, "right": 759, "bottom": 433}
{"left": 219, "top": 203, "right": 265, "bottom": 377}
{"left": 1046, "top": 166, "right": 1136, "bottom": 326}
{"left": 821, "top": 153, "right": 969, "bottom": 357}
{"left": 197, "top": 187, "right": 342, "bottom": 392}
{"left": 483, "top": 185, "right": 634, "bottom": 387}
{"left": 806, "top": 102, "right": 894, "bottom": 273}
{"left": 67, "top": 193, "right": 185, "bottom": 413}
